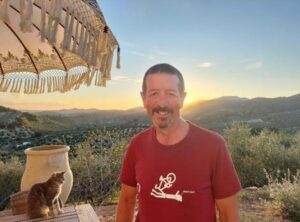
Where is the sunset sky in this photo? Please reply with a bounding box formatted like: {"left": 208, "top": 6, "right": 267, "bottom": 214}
{"left": 0, "top": 0, "right": 300, "bottom": 111}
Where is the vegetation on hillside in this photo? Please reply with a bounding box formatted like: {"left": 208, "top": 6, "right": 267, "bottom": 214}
{"left": 0, "top": 122, "right": 299, "bottom": 220}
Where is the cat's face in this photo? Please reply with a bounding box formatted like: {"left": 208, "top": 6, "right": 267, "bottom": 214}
{"left": 50, "top": 171, "right": 65, "bottom": 185}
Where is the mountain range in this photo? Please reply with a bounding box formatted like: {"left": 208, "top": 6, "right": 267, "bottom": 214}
{"left": 1, "top": 94, "right": 300, "bottom": 133}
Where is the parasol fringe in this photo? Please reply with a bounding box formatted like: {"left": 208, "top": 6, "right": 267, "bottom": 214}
{"left": 48, "top": 0, "right": 63, "bottom": 45}
{"left": 30, "top": 79, "right": 34, "bottom": 93}
{"left": 91, "top": 32, "right": 99, "bottom": 66}
{"left": 116, "top": 46, "right": 121, "bottom": 69}
{"left": 103, "top": 48, "right": 114, "bottom": 80}
{"left": 78, "top": 23, "right": 85, "bottom": 56}
{"left": 24, "top": 79, "right": 28, "bottom": 94}
{"left": 81, "top": 25, "right": 89, "bottom": 58}
{"left": 10, "top": 78, "right": 16, "bottom": 92}
{"left": 13, "top": 79, "right": 19, "bottom": 93}
{"left": 17, "top": 79, "right": 23, "bottom": 93}
{"left": 72, "top": 12, "right": 80, "bottom": 53}
{"left": 13, "top": 79, "right": 20, "bottom": 93}
{"left": 99, "top": 26, "right": 108, "bottom": 54}
{"left": 61, "top": 6, "right": 70, "bottom": 50}
{"left": 66, "top": 9, "right": 75, "bottom": 51}
{"left": 47, "top": 77, "right": 51, "bottom": 93}
{"left": 41, "top": 78, "right": 46, "bottom": 93}
{"left": 0, "top": 0, "right": 10, "bottom": 24}
{"left": 3, "top": 79, "right": 11, "bottom": 92}
{"left": 40, "top": 0, "right": 46, "bottom": 42}
{"left": 19, "top": 0, "right": 33, "bottom": 33}
{"left": 85, "top": 29, "right": 92, "bottom": 63}
{"left": 100, "top": 53, "right": 108, "bottom": 74}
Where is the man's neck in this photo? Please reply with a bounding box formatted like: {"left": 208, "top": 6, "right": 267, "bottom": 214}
{"left": 155, "top": 119, "right": 189, "bottom": 146}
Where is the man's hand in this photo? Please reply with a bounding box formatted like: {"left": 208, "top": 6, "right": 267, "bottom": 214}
{"left": 216, "top": 194, "right": 239, "bottom": 222}
{"left": 116, "top": 183, "right": 137, "bottom": 222}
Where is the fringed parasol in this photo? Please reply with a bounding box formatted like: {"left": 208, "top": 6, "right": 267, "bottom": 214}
{"left": 0, "top": 0, "right": 120, "bottom": 94}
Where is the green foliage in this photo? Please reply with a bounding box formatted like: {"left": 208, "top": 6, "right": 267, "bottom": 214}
{"left": 265, "top": 169, "right": 300, "bottom": 221}
{"left": 0, "top": 157, "right": 24, "bottom": 202}
{"left": 225, "top": 122, "right": 300, "bottom": 187}
{"left": 69, "top": 130, "right": 128, "bottom": 205}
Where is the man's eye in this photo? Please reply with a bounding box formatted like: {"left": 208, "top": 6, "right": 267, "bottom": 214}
{"left": 149, "top": 92, "right": 157, "bottom": 96}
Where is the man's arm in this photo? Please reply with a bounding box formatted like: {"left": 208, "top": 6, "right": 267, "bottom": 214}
{"left": 215, "top": 193, "right": 239, "bottom": 222}
{"left": 116, "top": 183, "right": 137, "bottom": 222}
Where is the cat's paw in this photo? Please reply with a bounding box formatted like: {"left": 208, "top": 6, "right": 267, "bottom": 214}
{"left": 58, "top": 209, "right": 64, "bottom": 214}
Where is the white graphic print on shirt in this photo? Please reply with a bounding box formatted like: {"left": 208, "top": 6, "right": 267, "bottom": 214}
{"left": 150, "top": 172, "right": 195, "bottom": 202}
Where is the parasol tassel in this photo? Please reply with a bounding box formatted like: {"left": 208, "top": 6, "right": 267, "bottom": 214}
{"left": 116, "top": 46, "right": 121, "bottom": 69}
{"left": 85, "top": 29, "right": 92, "bottom": 63}
{"left": 100, "top": 53, "right": 108, "bottom": 74}
{"left": 17, "top": 79, "right": 23, "bottom": 93}
{"left": 99, "top": 26, "right": 108, "bottom": 54}
{"left": 3, "top": 79, "right": 11, "bottom": 92}
{"left": 13, "top": 79, "right": 19, "bottom": 93}
{"left": 47, "top": 77, "right": 51, "bottom": 93}
{"left": 48, "top": 0, "right": 63, "bottom": 45}
{"left": 24, "top": 79, "right": 28, "bottom": 94}
{"left": 0, "top": 0, "right": 10, "bottom": 24}
{"left": 91, "top": 32, "right": 99, "bottom": 66}
{"left": 78, "top": 23, "right": 85, "bottom": 56}
{"left": 40, "top": 0, "right": 46, "bottom": 42}
{"left": 72, "top": 12, "right": 80, "bottom": 53}
{"left": 66, "top": 8, "right": 75, "bottom": 51}
{"left": 61, "top": 6, "right": 71, "bottom": 50}
{"left": 104, "top": 48, "right": 114, "bottom": 80}
{"left": 10, "top": 79, "right": 16, "bottom": 93}
{"left": 81, "top": 25, "right": 89, "bottom": 58}
{"left": 25, "top": 0, "right": 33, "bottom": 32}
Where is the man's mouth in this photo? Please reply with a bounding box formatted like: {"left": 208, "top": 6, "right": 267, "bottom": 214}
{"left": 152, "top": 106, "right": 173, "bottom": 115}
{"left": 156, "top": 111, "right": 169, "bottom": 117}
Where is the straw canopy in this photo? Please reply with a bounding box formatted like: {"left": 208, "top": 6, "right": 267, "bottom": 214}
{"left": 0, "top": 0, "right": 120, "bottom": 94}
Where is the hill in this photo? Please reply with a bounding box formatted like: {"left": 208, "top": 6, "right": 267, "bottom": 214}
{"left": 183, "top": 94, "right": 300, "bottom": 132}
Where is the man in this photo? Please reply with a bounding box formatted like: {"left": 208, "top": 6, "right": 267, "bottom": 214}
{"left": 116, "top": 63, "right": 241, "bottom": 222}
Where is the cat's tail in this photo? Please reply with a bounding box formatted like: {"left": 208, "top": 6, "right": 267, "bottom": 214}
{"left": 0, "top": 196, "right": 10, "bottom": 211}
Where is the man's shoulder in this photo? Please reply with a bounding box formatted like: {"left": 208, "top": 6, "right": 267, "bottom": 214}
{"left": 190, "top": 122, "right": 223, "bottom": 140}
{"left": 130, "top": 127, "right": 153, "bottom": 143}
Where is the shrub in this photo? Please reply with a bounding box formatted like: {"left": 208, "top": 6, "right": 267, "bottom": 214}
{"left": 69, "top": 133, "right": 128, "bottom": 205}
{"left": 265, "top": 169, "right": 300, "bottom": 221}
{"left": 0, "top": 157, "right": 24, "bottom": 203}
{"left": 224, "top": 122, "right": 300, "bottom": 187}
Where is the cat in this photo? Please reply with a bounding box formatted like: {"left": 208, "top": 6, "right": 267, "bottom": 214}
{"left": 27, "top": 171, "right": 65, "bottom": 219}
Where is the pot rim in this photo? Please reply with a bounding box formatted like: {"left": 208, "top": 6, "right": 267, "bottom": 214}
{"left": 24, "top": 145, "right": 70, "bottom": 155}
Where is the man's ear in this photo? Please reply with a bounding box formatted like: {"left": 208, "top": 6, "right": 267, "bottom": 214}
{"left": 140, "top": 91, "right": 146, "bottom": 108}
{"left": 180, "top": 92, "right": 187, "bottom": 108}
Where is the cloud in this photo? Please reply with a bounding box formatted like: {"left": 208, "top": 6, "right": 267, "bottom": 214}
{"left": 246, "top": 60, "right": 263, "bottom": 69}
{"left": 239, "top": 58, "right": 264, "bottom": 70}
{"left": 111, "top": 75, "right": 128, "bottom": 81}
{"left": 119, "top": 40, "right": 136, "bottom": 49}
{"left": 129, "top": 51, "right": 155, "bottom": 60}
{"left": 156, "top": 50, "right": 169, "bottom": 56}
{"left": 111, "top": 74, "right": 142, "bottom": 84}
{"left": 197, "top": 62, "right": 215, "bottom": 68}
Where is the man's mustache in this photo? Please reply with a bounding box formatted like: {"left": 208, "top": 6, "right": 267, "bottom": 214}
{"left": 152, "top": 106, "right": 173, "bottom": 114}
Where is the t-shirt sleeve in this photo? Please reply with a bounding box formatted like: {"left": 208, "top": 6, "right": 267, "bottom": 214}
{"left": 119, "top": 138, "right": 137, "bottom": 187}
{"left": 212, "top": 136, "right": 241, "bottom": 199}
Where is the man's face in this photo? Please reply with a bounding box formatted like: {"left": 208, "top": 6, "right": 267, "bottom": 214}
{"left": 141, "top": 73, "right": 186, "bottom": 129}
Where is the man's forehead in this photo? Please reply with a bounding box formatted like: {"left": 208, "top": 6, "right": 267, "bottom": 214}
{"left": 146, "top": 73, "right": 180, "bottom": 83}
{"left": 146, "top": 74, "right": 180, "bottom": 89}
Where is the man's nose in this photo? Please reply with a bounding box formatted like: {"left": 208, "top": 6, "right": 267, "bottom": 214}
{"left": 156, "top": 93, "right": 168, "bottom": 106}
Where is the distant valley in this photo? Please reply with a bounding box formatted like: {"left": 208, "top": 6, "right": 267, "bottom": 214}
{"left": 1, "top": 94, "right": 300, "bottom": 156}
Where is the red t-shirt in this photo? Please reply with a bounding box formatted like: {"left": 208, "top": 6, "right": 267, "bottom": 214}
{"left": 120, "top": 122, "right": 241, "bottom": 222}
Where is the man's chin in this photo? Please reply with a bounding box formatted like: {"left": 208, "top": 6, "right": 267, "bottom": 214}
{"left": 153, "top": 120, "right": 169, "bottom": 129}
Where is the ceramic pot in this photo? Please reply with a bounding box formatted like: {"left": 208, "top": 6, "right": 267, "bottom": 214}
{"left": 21, "top": 145, "right": 73, "bottom": 203}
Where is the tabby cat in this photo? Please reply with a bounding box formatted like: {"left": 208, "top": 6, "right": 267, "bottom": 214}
{"left": 27, "top": 171, "right": 65, "bottom": 219}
